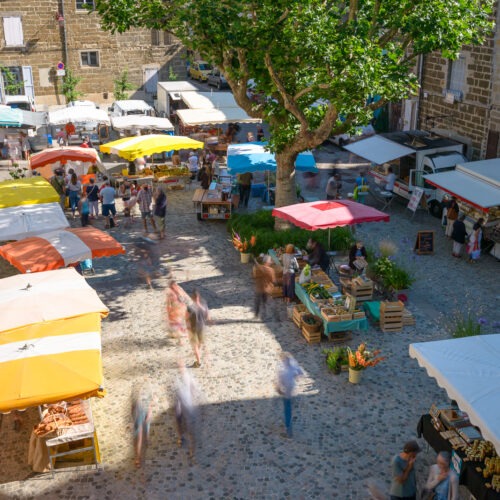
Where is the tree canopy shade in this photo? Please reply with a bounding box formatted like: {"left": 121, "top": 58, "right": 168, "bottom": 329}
{"left": 94, "top": 0, "right": 494, "bottom": 209}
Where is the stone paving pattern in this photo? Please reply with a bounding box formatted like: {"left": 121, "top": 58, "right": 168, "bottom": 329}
{"left": 0, "top": 162, "right": 499, "bottom": 500}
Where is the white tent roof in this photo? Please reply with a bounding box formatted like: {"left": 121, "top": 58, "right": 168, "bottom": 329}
{"left": 409, "top": 334, "right": 500, "bottom": 451}
{"left": 158, "top": 81, "right": 199, "bottom": 95}
{"left": 48, "top": 107, "right": 110, "bottom": 125}
{"left": 111, "top": 100, "right": 153, "bottom": 113}
{"left": 111, "top": 115, "right": 174, "bottom": 131}
{"left": 0, "top": 202, "right": 69, "bottom": 241}
{"left": 0, "top": 268, "right": 108, "bottom": 332}
{"left": 180, "top": 91, "right": 239, "bottom": 110}
{"left": 176, "top": 108, "right": 261, "bottom": 126}
{"left": 344, "top": 135, "right": 415, "bottom": 164}
{"left": 456, "top": 159, "right": 500, "bottom": 188}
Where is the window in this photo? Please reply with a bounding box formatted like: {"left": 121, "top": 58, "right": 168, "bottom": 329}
{"left": 80, "top": 51, "right": 99, "bottom": 67}
{"left": 2, "top": 16, "right": 24, "bottom": 47}
{"left": 76, "top": 0, "right": 95, "bottom": 10}
{"left": 448, "top": 55, "right": 466, "bottom": 94}
{"left": 0, "top": 66, "right": 24, "bottom": 95}
{"left": 151, "top": 30, "right": 175, "bottom": 46}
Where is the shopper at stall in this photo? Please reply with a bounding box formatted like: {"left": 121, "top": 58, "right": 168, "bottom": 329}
{"left": 254, "top": 255, "right": 277, "bottom": 317}
{"left": 119, "top": 180, "right": 132, "bottom": 208}
{"left": 281, "top": 244, "right": 299, "bottom": 304}
{"left": 100, "top": 181, "right": 117, "bottom": 229}
{"left": 199, "top": 165, "right": 211, "bottom": 190}
{"left": 131, "top": 382, "right": 153, "bottom": 469}
{"left": 78, "top": 193, "right": 90, "bottom": 227}
{"left": 65, "top": 121, "right": 76, "bottom": 144}
{"left": 451, "top": 214, "right": 467, "bottom": 258}
{"left": 385, "top": 166, "right": 396, "bottom": 193}
{"left": 348, "top": 241, "right": 368, "bottom": 271}
{"left": 325, "top": 172, "right": 338, "bottom": 200}
{"left": 276, "top": 351, "right": 304, "bottom": 438}
{"left": 389, "top": 440, "right": 421, "bottom": 500}
{"left": 153, "top": 186, "right": 167, "bottom": 240}
{"left": 307, "top": 238, "right": 329, "bottom": 272}
{"left": 50, "top": 169, "right": 66, "bottom": 210}
{"left": 237, "top": 171, "right": 253, "bottom": 209}
{"left": 188, "top": 151, "right": 199, "bottom": 180}
{"left": 20, "top": 132, "right": 31, "bottom": 160}
{"left": 85, "top": 178, "right": 100, "bottom": 219}
{"left": 423, "top": 451, "right": 459, "bottom": 500}
{"left": 187, "top": 291, "right": 209, "bottom": 368}
{"left": 67, "top": 172, "right": 82, "bottom": 219}
{"left": 467, "top": 218, "right": 484, "bottom": 263}
{"left": 445, "top": 196, "right": 459, "bottom": 238}
{"left": 136, "top": 185, "right": 157, "bottom": 233}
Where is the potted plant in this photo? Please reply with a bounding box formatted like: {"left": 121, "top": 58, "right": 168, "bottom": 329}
{"left": 346, "top": 343, "right": 385, "bottom": 384}
{"left": 323, "top": 346, "right": 348, "bottom": 375}
{"left": 231, "top": 231, "right": 256, "bottom": 263}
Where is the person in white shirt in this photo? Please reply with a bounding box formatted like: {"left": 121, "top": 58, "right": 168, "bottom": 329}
{"left": 385, "top": 166, "right": 396, "bottom": 192}
{"left": 188, "top": 151, "right": 199, "bottom": 180}
{"left": 99, "top": 182, "right": 117, "bottom": 228}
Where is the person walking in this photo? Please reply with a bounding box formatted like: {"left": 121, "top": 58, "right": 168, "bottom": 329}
{"left": 166, "top": 280, "right": 190, "bottom": 343}
{"left": 325, "top": 172, "right": 338, "bottom": 200}
{"left": 281, "top": 244, "right": 299, "bottom": 304}
{"left": 237, "top": 172, "right": 253, "bottom": 209}
{"left": 99, "top": 181, "right": 117, "bottom": 228}
{"left": 188, "top": 151, "right": 199, "bottom": 180}
{"left": 67, "top": 172, "right": 82, "bottom": 219}
{"left": 86, "top": 178, "right": 99, "bottom": 219}
{"left": 451, "top": 214, "right": 467, "bottom": 258}
{"left": 153, "top": 186, "right": 167, "bottom": 239}
{"left": 389, "top": 440, "right": 421, "bottom": 500}
{"left": 466, "top": 218, "right": 484, "bottom": 263}
{"left": 50, "top": 169, "right": 66, "bottom": 210}
{"left": 254, "top": 255, "right": 277, "bottom": 317}
{"left": 131, "top": 382, "right": 153, "bottom": 469}
{"left": 136, "top": 185, "right": 157, "bottom": 233}
{"left": 187, "top": 291, "right": 209, "bottom": 368}
{"left": 276, "top": 352, "right": 304, "bottom": 438}
{"left": 78, "top": 193, "right": 90, "bottom": 227}
{"left": 424, "top": 451, "right": 459, "bottom": 500}
{"left": 445, "top": 196, "right": 459, "bottom": 238}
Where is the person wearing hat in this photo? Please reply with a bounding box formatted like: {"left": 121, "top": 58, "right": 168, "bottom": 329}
{"left": 389, "top": 440, "right": 421, "bottom": 500}
{"left": 187, "top": 151, "right": 199, "bottom": 180}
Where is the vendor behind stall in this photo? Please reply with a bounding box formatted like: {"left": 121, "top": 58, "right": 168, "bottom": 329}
{"left": 349, "top": 241, "right": 368, "bottom": 271}
{"left": 307, "top": 238, "right": 329, "bottom": 272}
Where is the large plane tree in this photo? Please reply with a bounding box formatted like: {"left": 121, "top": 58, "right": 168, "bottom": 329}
{"left": 95, "top": 0, "right": 493, "bottom": 213}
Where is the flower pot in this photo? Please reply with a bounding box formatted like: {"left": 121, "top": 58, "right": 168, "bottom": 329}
{"left": 240, "top": 252, "right": 251, "bottom": 264}
{"left": 348, "top": 368, "right": 362, "bottom": 384}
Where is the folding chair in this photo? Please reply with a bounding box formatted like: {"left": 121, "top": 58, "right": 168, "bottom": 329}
{"left": 380, "top": 191, "right": 395, "bottom": 211}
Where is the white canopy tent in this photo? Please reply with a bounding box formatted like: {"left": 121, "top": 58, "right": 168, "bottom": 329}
{"left": 344, "top": 135, "right": 415, "bottom": 164}
{"left": 409, "top": 334, "right": 500, "bottom": 451}
{"left": 111, "top": 115, "right": 174, "bottom": 131}
{"left": 180, "top": 91, "right": 240, "bottom": 110}
{"left": 176, "top": 108, "right": 261, "bottom": 126}
{"left": 0, "top": 202, "right": 69, "bottom": 241}
{"left": 48, "top": 107, "right": 110, "bottom": 125}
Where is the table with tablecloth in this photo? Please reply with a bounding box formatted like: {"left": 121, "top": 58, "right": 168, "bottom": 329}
{"left": 417, "top": 414, "right": 500, "bottom": 500}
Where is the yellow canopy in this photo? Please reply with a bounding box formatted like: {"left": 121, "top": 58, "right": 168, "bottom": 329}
{"left": 99, "top": 134, "right": 204, "bottom": 161}
{"left": 0, "top": 177, "right": 59, "bottom": 209}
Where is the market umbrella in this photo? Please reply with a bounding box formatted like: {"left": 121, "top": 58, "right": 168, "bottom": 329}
{"left": 30, "top": 147, "right": 104, "bottom": 179}
{"left": 99, "top": 134, "right": 204, "bottom": 161}
{"left": 0, "top": 227, "right": 125, "bottom": 273}
{"left": 0, "top": 106, "right": 46, "bottom": 128}
{"left": 47, "top": 106, "right": 110, "bottom": 125}
{"left": 0, "top": 268, "right": 108, "bottom": 412}
{"left": 227, "top": 142, "right": 318, "bottom": 173}
{"left": 0, "top": 177, "right": 59, "bottom": 209}
{"left": 409, "top": 335, "right": 500, "bottom": 451}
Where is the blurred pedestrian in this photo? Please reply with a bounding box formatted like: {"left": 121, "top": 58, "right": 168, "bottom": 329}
{"left": 237, "top": 172, "right": 253, "bottom": 209}
{"left": 187, "top": 291, "right": 209, "bottom": 368}
{"left": 100, "top": 181, "right": 117, "bottom": 229}
{"left": 153, "top": 186, "right": 167, "bottom": 239}
{"left": 86, "top": 178, "right": 99, "bottom": 219}
{"left": 131, "top": 382, "right": 153, "bottom": 469}
{"left": 137, "top": 185, "right": 157, "bottom": 233}
{"left": 175, "top": 361, "right": 200, "bottom": 459}
{"left": 78, "top": 193, "right": 90, "bottom": 227}
{"left": 20, "top": 132, "right": 31, "bottom": 160}
{"left": 451, "top": 214, "right": 467, "bottom": 258}
{"left": 67, "top": 172, "right": 82, "bottom": 219}
{"left": 325, "top": 172, "right": 338, "bottom": 200}
{"left": 166, "top": 280, "right": 190, "bottom": 342}
{"left": 276, "top": 352, "right": 303, "bottom": 438}
{"left": 254, "top": 254, "right": 276, "bottom": 317}
{"left": 445, "top": 196, "right": 459, "bottom": 238}
{"left": 389, "top": 440, "right": 421, "bottom": 500}
{"left": 256, "top": 125, "right": 265, "bottom": 141}
{"left": 467, "top": 218, "right": 484, "bottom": 263}
{"left": 50, "top": 169, "right": 66, "bottom": 210}
{"left": 281, "top": 244, "right": 299, "bottom": 304}
{"left": 424, "top": 451, "right": 459, "bottom": 500}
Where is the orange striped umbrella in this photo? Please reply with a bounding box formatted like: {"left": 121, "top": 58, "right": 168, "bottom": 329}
{"left": 0, "top": 227, "right": 125, "bottom": 273}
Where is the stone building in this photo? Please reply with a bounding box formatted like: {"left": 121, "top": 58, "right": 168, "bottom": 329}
{"left": 402, "top": 7, "right": 500, "bottom": 160}
{"left": 0, "top": 0, "right": 186, "bottom": 109}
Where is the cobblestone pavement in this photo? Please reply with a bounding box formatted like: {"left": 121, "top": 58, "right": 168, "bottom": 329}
{"left": 0, "top": 159, "right": 498, "bottom": 500}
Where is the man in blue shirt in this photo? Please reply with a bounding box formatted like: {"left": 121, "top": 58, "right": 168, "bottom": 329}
{"left": 389, "top": 440, "right": 421, "bottom": 500}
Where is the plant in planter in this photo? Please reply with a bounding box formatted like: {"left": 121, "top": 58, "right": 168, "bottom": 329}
{"left": 347, "top": 343, "right": 385, "bottom": 383}
{"left": 231, "top": 231, "right": 256, "bottom": 254}
{"left": 323, "top": 347, "right": 348, "bottom": 375}
{"left": 369, "top": 256, "right": 414, "bottom": 295}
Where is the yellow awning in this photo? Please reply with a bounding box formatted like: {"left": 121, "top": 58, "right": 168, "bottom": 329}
{"left": 0, "top": 177, "right": 59, "bottom": 209}
{"left": 0, "top": 313, "right": 104, "bottom": 412}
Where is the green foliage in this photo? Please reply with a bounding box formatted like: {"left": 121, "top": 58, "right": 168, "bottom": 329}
{"left": 451, "top": 313, "right": 482, "bottom": 338}
{"left": 61, "top": 69, "right": 84, "bottom": 104}
{"left": 168, "top": 66, "right": 177, "bottom": 81}
{"left": 323, "top": 347, "right": 348, "bottom": 374}
{"left": 0, "top": 67, "right": 23, "bottom": 95}
{"left": 228, "top": 210, "right": 354, "bottom": 254}
{"left": 8, "top": 163, "right": 28, "bottom": 179}
{"left": 370, "top": 256, "right": 415, "bottom": 291}
{"left": 113, "top": 70, "right": 135, "bottom": 101}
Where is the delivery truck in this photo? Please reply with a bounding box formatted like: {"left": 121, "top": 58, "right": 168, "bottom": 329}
{"left": 344, "top": 131, "right": 468, "bottom": 217}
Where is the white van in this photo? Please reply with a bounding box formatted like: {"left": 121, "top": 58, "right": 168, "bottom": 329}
{"left": 3, "top": 95, "right": 36, "bottom": 112}
{"left": 109, "top": 100, "right": 154, "bottom": 117}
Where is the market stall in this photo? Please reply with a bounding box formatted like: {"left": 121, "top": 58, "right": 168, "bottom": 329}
{"left": 410, "top": 335, "right": 500, "bottom": 499}
{"left": 110, "top": 115, "right": 174, "bottom": 133}
{"left": 192, "top": 185, "right": 233, "bottom": 220}
{"left": 0, "top": 268, "right": 108, "bottom": 472}
{"left": 0, "top": 227, "right": 125, "bottom": 273}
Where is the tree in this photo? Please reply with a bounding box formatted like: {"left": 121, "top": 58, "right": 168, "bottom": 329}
{"left": 94, "top": 0, "right": 493, "bottom": 215}
{"left": 61, "top": 69, "right": 84, "bottom": 104}
{"left": 113, "top": 69, "right": 135, "bottom": 100}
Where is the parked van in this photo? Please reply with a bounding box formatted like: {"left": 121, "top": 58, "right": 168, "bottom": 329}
{"left": 108, "top": 100, "right": 154, "bottom": 117}
{"left": 3, "top": 95, "right": 36, "bottom": 112}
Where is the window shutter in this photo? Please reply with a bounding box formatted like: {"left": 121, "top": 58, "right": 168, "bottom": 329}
{"left": 3, "top": 17, "right": 24, "bottom": 46}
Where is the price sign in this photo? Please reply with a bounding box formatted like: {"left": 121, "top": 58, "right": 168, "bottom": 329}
{"left": 407, "top": 187, "right": 424, "bottom": 213}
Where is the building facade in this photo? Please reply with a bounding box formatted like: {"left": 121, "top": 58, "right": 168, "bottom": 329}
{"left": 0, "top": 0, "right": 186, "bottom": 109}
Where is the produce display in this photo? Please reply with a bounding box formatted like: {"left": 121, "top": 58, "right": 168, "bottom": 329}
{"left": 302, "top": 281, "right": 331, "bottom": 300}
{"left": 33, "top": 400, "right": 90, "bottom": 438}
{"left": 465, "top": 440, "right": 497, "bottom": 462}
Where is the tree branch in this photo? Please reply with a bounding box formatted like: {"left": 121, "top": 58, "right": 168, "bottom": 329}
{"left": 348, "top": 0, "right": 358, "bottom": 22}
{"left": 294, "top": 84, "right": 331, "bottom": 102}
{"left": 264, "top": 52, "right": 309, "bottom": 130}
{"left": 368, "top": 0, "right": 381, "bottom": 37}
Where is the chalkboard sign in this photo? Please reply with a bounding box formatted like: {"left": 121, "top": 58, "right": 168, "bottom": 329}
{"left": 415, "top": 231, "right": 434, "bottom": 255}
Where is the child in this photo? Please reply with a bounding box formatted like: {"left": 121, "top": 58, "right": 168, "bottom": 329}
{"left": 78, "top": 194, "right": 90, "bottom": 227}
{"left": 122, "top": 207, "right": 132, "bottom": 229}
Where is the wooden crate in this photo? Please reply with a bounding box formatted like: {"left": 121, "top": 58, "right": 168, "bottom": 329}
{"left": 328, "top": 331, "right": 353, "bottom": 343}
{"left": 340, "top": 277, "right": 373, "bottom": 302}
{"left": 301, "top": 325, "right": 322, "bottom": 344}
{"left": 353, "top": 310, "right": 366, "bottom": 319}
{"left": 380, "top": 301, "right": 404, "bottom": 332}
{"left": 293, "top": 304, "right": 308, "bottom": 327}
{"left": 380, "top": 300, "right": 404, "bottom": 313}
{"left": 402, "top": 308, "right": 416, "bottom": 326}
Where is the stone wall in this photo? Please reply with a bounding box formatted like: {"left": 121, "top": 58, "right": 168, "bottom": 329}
{"left": 0, "top": 0, "right": 186, "bottom": 108}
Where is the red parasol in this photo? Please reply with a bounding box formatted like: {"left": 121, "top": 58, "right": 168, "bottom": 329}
{"left": 30, "top": 147, "right": 101, "bottom": 170}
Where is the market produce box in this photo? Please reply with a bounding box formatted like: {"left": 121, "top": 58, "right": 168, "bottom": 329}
{"left": 293, "top": 304, "right": 308, "bottom": 327}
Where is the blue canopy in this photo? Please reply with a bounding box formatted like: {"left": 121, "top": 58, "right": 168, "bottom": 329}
{"left": 227, "top": 142, "right": 317, "bottom": 174}
{"left": 0, "top": 106, "right": 46, "bottom": 128}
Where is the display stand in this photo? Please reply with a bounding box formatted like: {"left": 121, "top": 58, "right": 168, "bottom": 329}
{"left": 192, "top": 187, "right": 232, "bottom": 220}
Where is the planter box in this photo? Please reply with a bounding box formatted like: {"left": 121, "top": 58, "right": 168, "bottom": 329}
{"left": 301, "top": 325, "right": 322, "bottom": 344}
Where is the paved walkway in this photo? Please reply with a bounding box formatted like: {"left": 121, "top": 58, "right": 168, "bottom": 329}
{"left": 0, "top": 171, "right": 498, "bottom": 499}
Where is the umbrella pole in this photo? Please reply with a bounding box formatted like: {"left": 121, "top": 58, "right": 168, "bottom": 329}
{"left": 328, "top": 228, "right": 331, "bottom": 250}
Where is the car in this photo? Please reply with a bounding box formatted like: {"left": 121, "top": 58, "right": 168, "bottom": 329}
{"left": 207, "top": 69, "right": 229, "bottom": 89}
{"left": 189, "top": 61, "right": 213, "bottom": 82}
{"left": 330, "top": 124, "right": 376, "bottom": 147}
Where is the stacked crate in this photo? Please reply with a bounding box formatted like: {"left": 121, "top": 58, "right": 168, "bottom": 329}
{"left": 380, "top": 301, "right": 404, "bottom": 332}
{"left": 340, "top": 276, "right": 373, "bottom": 302}
{"left": 292, "top": 304, "right": 308, "bottom": 328}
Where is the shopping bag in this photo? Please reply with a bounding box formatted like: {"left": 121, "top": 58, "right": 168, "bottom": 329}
{"left": 298, "top": 264, "right": 311, "bottom": 284}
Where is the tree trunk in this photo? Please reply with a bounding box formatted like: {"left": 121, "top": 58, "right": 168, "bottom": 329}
{"left": 274, "top": 150, "right": 299, "bottom": 230}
